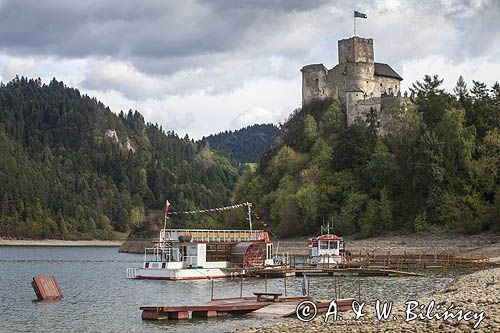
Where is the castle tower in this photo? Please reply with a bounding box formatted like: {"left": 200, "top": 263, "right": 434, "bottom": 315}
{"left": 337, "top": 37, "right": 375, "bottom": 96}
{"left": 301, "top": 64, "right": 333, "bottom": 105}
{"left": 338, "top": 36, "right": 374, "bottom": 64}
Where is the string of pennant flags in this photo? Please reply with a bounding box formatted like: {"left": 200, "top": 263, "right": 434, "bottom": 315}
{"left": 165, "top": 202, "right": 250, "bottom": 215}
{"left": 163, "top": 200, "right": 269, "bottom": 228}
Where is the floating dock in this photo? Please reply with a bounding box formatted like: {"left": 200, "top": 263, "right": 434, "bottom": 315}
{"left": 141, "top": 294, "right": 356, "bottom": 320}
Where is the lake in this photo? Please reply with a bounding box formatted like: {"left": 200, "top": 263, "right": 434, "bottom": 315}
{"left": 0, "top": 246, "right": 451, "bottom": 332}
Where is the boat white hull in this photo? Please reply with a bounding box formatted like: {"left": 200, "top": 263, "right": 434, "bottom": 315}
{"left": 130, "top": 267, "right": 246, "bottom": 280}
{"left": 310, "top": 255, "right": 343, "bottom": 265}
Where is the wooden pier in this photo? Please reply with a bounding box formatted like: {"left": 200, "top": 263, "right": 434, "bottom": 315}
{"left": 141, "top": 295, "right": 356, "bottom": 320}
{"left": 264, "top": 252, "right": 492, "bottom": 277}
{"left": 255, "top": 267, "right": 423, "bottom": 278}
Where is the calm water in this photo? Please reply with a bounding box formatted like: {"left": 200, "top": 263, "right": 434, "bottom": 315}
{"left": 0, "top": 246, "right": 451, "bottom": 333}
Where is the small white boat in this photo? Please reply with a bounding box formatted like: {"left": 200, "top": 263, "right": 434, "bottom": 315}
{"left": 307, "top": 224, "right": 346, "bottom": 266}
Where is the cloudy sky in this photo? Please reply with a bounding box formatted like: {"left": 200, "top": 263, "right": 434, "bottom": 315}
{"left": 0, "top": 0, "right": 498, "bottom": 138}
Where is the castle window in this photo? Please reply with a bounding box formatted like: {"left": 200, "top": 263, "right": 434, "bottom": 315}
{"left": 380, "top": 83, "right": 383, "bottom": 87}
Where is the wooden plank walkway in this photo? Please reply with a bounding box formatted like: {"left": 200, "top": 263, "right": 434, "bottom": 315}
{"left": 248, "top": 298, "right": 357, "bottom": 318}
{"left": 248, "top": 302, "right": 298, "bottom": 317}
{"left": 255, "top": 267, "right": 424, "bottom": 278}
{"left": 284, "top": 252, "right": 491, "bottom": 274}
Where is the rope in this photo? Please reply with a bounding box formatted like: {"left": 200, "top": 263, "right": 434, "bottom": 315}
{"left": 166, "top": 202, "right": 250, "bottom": 215}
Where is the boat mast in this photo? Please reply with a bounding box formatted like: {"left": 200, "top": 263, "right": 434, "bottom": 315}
{"left": 246, "top": 202, "right": 253, "bottom": 231}
{"left": 163, "top": 199, "right": 170, "bottom": 231}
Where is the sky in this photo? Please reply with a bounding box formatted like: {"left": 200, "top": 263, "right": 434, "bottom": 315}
{"left": 0, "top": 0, "right": 498, "bottom": 139}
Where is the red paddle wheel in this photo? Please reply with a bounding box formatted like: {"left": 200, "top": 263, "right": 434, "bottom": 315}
{"left": 230, "top": 242, "right": 265, "bottom": 269}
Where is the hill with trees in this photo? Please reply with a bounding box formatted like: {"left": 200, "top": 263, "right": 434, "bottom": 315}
{"left": 0, "top": 77, "right": 241, "bottom": 239}
{"left": 201, "top": 124, "right": 278, "bottom": 163}
{"left": 235, "top": 75, "right": 500, "bottom": 237}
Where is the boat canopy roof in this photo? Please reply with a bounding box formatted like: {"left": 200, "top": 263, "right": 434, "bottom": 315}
{"left": 308, "top": 234, "right": 343, "bottom": 244}
{"left": 160, "top": 229, "right": 269, "bottom": 243}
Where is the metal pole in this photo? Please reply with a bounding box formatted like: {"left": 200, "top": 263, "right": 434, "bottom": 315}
{"left": 265, "top": 274, "right": 268, "bottom": 292}
{"left": 357, "top": 279, "right": 361, "bottom": 301}
{"left": 240, "top": 275, "right": 243, "bottom": 298}
{"left": 333, "top": 273, "right": 336, "bottom": 300}
{"left": 246, "top": 202, "right": 253, "bottom": 231}
{"left": 354, "top": 16, "right": 356, "bottom": 36}
{"left": 338, "top": 276, "right": 341, "bottom": 299}
{"left": 284, "top": 278, "right": 287, "bottom": 297}
{"left": 211, "top": 279, "right": 214, "bottom": 300}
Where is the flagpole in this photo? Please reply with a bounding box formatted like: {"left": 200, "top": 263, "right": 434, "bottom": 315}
{"left": 354, "top": 15, "right": 356, "bottom": 36}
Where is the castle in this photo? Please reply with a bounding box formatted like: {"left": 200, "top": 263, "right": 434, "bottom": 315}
{"left": 301, "top": 36, "right": 410, "bottom": 132}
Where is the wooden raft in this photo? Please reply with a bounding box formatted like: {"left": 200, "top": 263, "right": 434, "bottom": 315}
{"left": 141, "top": 297, "right": 269, "bottom": 320}
{"left": 32, "top": 276, "right": 63, "bottom": 300}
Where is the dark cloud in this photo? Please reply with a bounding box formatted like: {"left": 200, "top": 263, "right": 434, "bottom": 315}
{"left": 0, "top": 0, "right": 329, "bottom": 70}
{"left": 0, "top": 0, "right": 498, "bottom": 138}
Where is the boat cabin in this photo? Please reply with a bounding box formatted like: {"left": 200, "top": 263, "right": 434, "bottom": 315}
{"left": 307, "top": 227, "right": 346, "bottom": 265}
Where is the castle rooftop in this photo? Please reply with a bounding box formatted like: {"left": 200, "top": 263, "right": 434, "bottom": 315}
{"left": 374, "top": 63, "right": 402, "bottom": 80}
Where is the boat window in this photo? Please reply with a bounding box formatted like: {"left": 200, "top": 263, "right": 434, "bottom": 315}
{"left": 329, "top": 241, "right": 338, "bottom": 249}
{"left": 320, "top": 241, "right": 328, "bottom": 249}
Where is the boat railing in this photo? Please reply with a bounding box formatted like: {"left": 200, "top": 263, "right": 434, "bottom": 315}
{"left": 126, "top": 268, "right": 137, "bottom": 279}
{"left": 160, "top": 229, "right": 266, "bottom": 243}
{"left": 144, "top": 245, "right": 181, "bottom": 262}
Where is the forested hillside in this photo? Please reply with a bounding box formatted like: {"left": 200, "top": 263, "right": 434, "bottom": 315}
{"left": 235, "top": 75, "right": 500, "bottom": 237}
{"left": 201, "top": 124, "right": 278, "bottom": 163}
{"left": 0, "top": 77, "right": 241, "bottom": 239}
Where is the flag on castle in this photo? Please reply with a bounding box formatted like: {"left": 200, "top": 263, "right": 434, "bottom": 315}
{"left": 354, "top": 10, "right": 367, "bottom": 19}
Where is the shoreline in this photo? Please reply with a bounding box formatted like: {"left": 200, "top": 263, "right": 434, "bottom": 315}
{"left": 239, "top": 266, "right": 500, "bottom": 332}
{"left": 275, "top": 232, "right": 500, "bottom": 262}
{"left": 0, "top": 238, "right": 123, "bottom": 247}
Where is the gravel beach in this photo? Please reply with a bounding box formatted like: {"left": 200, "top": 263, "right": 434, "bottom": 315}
{"left": 274, "top": 233, "right": 500, "bottom": 262}
{"left": 238, "top": 266, "right": 500, "bottom": 332}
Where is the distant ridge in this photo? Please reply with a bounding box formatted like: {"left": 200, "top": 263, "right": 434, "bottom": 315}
{"left": 201, "top": 124, "right": 278, "bottom": 163}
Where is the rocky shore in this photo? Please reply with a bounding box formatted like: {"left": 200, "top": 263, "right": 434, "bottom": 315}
{"left": 238, "top": 267, "right": 500, "bottom": 332}
{"left": 275, "top": 233, "right": 500, "bottom": 262}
